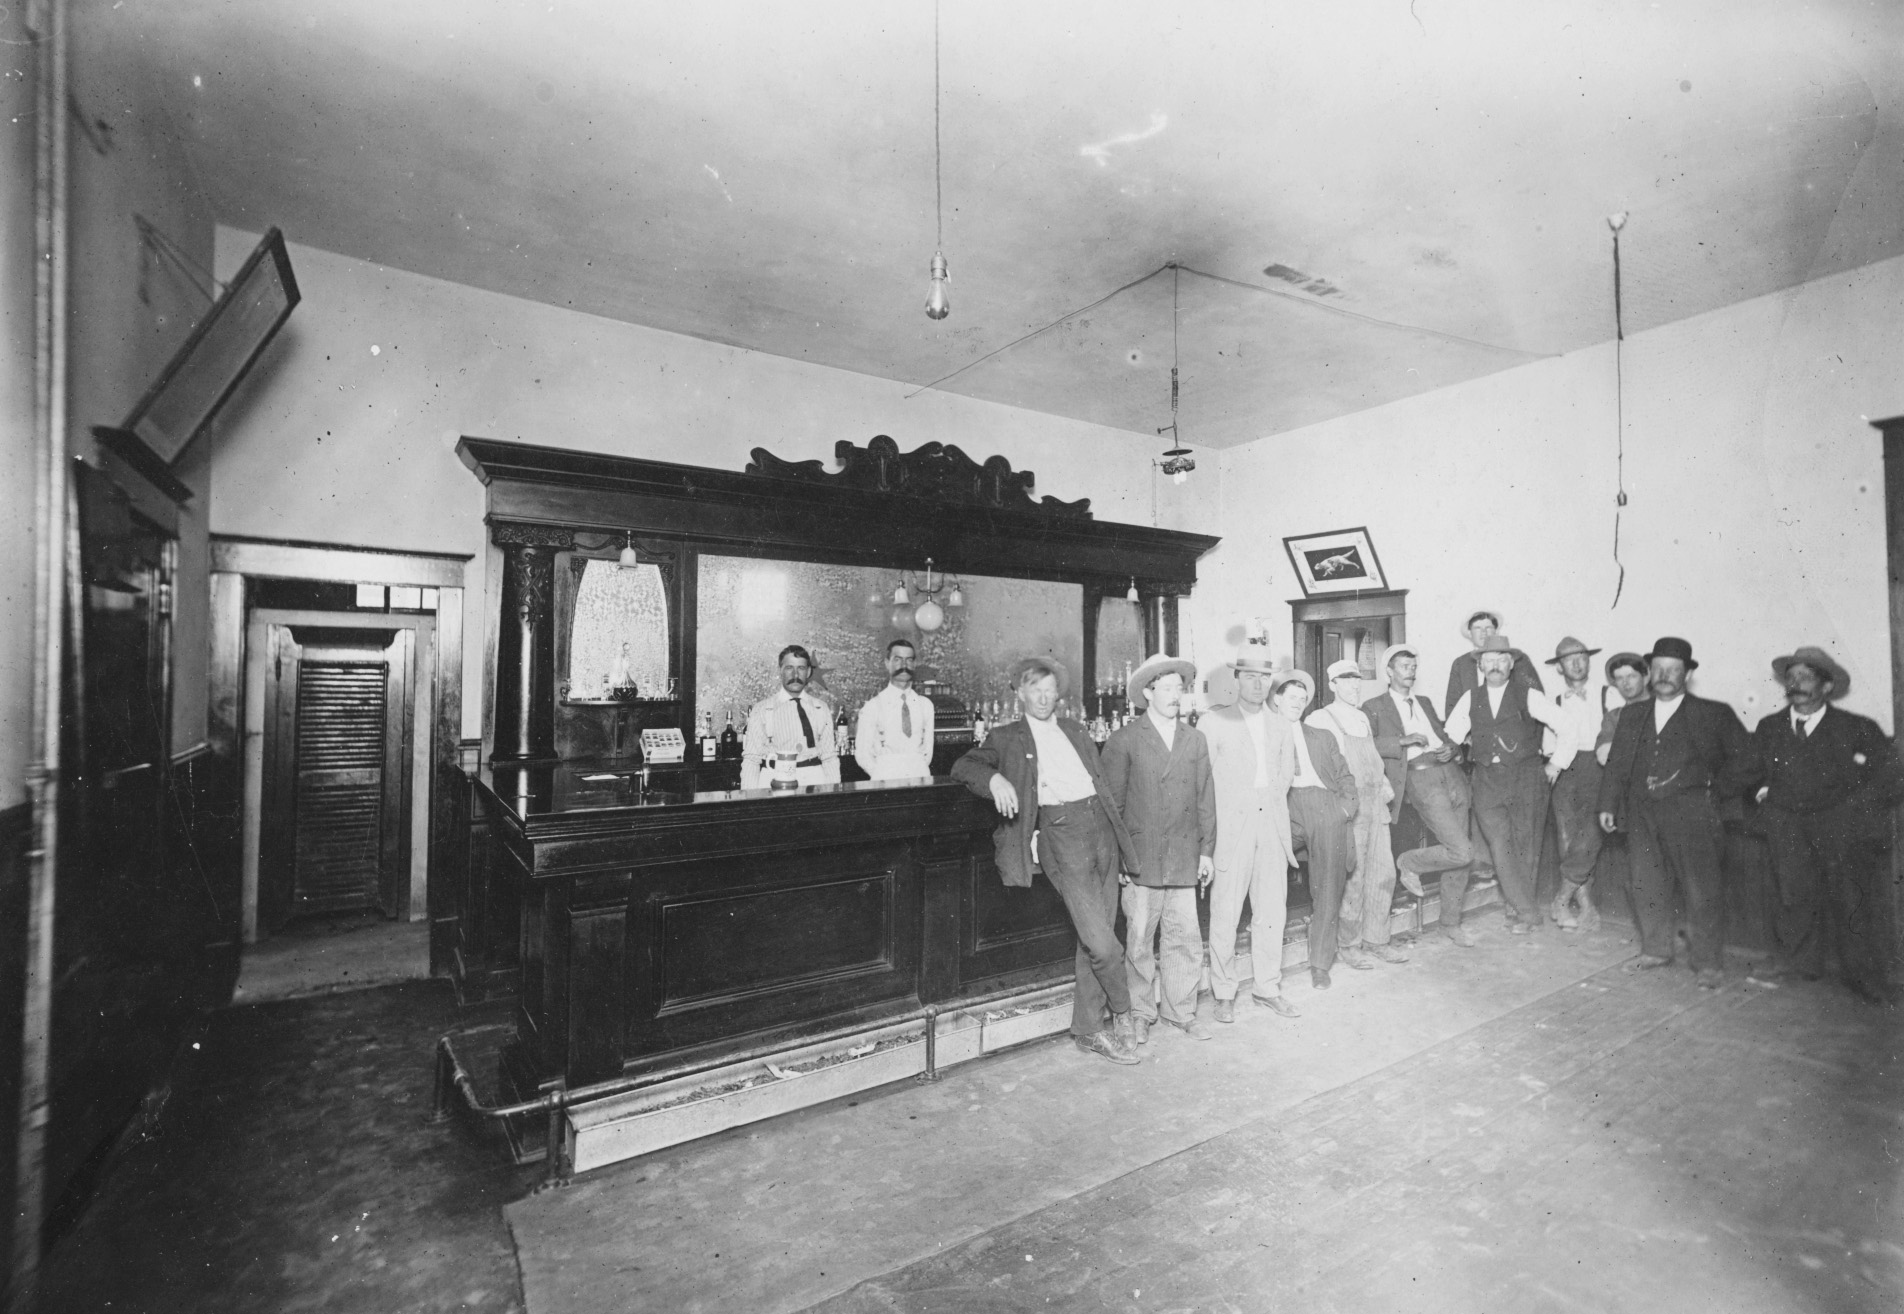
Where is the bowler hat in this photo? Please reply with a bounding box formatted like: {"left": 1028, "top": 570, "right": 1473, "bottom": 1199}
{"left": 1127, "top": 653, "right": 1198, "bottom": 711}
{"left": 1268, "top": 668, "right": 1315, "bottom": 705}
{"left": 1604, "top": 651, "right": 1646, "bottom": 681}
{"left": 1644, "top": 636, "right": 1699, "bottom": 671}
{"left": 1545, "top": 635, "right": 1603, "bottom": 666}
{"left": 1771, "top": 646, "right": 1849, "bottom": 698}
{"left": 1229, "top": 645, "right": 1281, "bottom": 675}
{"left": 1009, "top": 655, "right": 1070, "bottom": 696}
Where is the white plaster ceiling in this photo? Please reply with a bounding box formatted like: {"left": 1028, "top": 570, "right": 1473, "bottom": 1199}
{"left": 124, "top": 0, "right": 1904, "bottom": 448}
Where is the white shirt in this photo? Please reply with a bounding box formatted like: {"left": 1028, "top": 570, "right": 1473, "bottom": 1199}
{"left": 1444, "top": 682, "right": 1560, "bottom": 748}
{"left": 1146, "top": 707, "right": 1178, "bottom": 751}
{"left": 1543, "top": 684, "right": 1604, "bottom": 765}
{"left": 1290, "top": 720, "right": 1325, "bottom": 789}
{"left": 1388, "top": 688, "right": 1446, "bottom": 761}
{"left": 1025, "top": 714, "right": 1096, "bottom": 805}
{"left": 1653, "top": 693, "right": 1684, "bottom": 733}
{"left": 1792, "top": 706, "right": 1826, "bottom": 737}
{"left": 1242, "top": 708, "right": 1271, "bottom": 787}
{"left": 855, "top": 684, "right": 934, "bottom": 781}
{"left": 741, "top": 688, "right": 842, "bottom": 790}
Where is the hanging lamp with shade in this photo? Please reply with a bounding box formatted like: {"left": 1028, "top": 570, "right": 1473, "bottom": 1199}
{"left": 1156, "top": 265, "right": 1197, "bottom": 485}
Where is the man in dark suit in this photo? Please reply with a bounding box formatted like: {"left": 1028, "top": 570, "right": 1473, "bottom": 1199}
{"left": 1101, "top": 655, "right": 1217, "bottom": 1044}
{"left": 1751, "top": 646, "right": 1904, "bottom": 1003}
{"left": 1597, "top": 636, "right": 1761, "bottom": 987}
{"left": 953, "top": 656, "right": 1142, "bottom": 1063}
{"left": 1366, "top": 644, "right": 1477, "bottom": 946}
{"left": 1271, "top": 670, "right": 1359, "bottom": 989}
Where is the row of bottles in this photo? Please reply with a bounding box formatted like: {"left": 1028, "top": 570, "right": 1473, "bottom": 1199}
{"left": 696, "top": 709, "right": 744, "bottom": 761}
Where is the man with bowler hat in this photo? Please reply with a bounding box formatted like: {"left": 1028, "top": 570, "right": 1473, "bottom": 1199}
{"left": 953, "top": 656, "right": 1143, "bottom": 1063}
{"left": 1101, "top": 654, "right": 1217, "bottom": 1043}
{"left": 1750, "top": 646, "right": 1904, "bottom": 1003}
{"left": 1597, "top": 637, "right": 1760, "bottom": 987}
{"left": 1203, "top": 644, "right": 1301, "bottom": 1021}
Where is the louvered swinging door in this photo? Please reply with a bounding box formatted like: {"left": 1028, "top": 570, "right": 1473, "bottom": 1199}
{"left": 261, "top": 625, "right": 413, "bottom": 928}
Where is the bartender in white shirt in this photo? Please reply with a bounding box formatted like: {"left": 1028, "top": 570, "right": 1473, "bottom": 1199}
{"left": 740, "top": 644, "right": 842, "bottom": 790}
{"left": 855, "top": 639, "right": 935, "bottom": 780}
{"left": 1443, "top": 634, "right": 1563, "bottom": 932}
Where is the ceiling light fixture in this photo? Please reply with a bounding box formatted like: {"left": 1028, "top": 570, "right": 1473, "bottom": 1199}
{"left": 1157, "top": 264, "right": 1195, "bottom": 484}
{"left": 617, "top": 532, "right": 640, "bottom": 570}
{"left": 1126, "top": 577, "right": 1140, "bottom": 604}
{"left": 925, "top": 2, "right": 951, "bottom": 320}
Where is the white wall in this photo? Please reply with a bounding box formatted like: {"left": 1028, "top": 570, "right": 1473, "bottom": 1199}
{"left": 1189, "top": 254, "right": 1904, "bottom": 731}
{"left": 209, "top": 232, "right": 1194, "bottom": 739}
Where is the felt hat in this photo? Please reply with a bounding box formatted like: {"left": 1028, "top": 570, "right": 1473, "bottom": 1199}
{"left": 1127, "top": 653, "right": 1198, "bottom": 711}
{"left": 1545, "top": 635, "right": 1602, "bottom": 666}
{"left": 1644, "top": 636, "right": 1698, "bottom": 671}
{"left": 1380, "top": 643, "right": 1419, "bottom": 671}
{"left": 1009, "top": 655, "right": 1070, "bottom": 696}
{"left": 1229, "top": 644, "right": 1281, "bottom": 675}
{"left": 1325, "top": 657, "right": 1363, "bottom": 682}
{"left": 1458, "top": 609, "right": 1504, "bottom": 641}
{"left": 1771, "top": 646, "right": 1850, "bottom": 698}
{"left": 1475, "top": 634, "right": 1516, "bottom": 656}
{"left": 1604, "top": 651, "right": 1647, "bottom": 681}
{"left": 1268, "top": 668, "right": 1315, "bottom": 705}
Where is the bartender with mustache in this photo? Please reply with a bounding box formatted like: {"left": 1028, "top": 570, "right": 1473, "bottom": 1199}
{"left": 740, "top": 644, "right": 842, "bottom": 790}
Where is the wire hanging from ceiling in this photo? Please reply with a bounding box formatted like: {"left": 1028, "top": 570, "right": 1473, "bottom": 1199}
{"left": 924, "top": 1, "right": 950, "bottom": 320}
{"left": 1608, "top": 211, "right": 1629, "bottom": 609}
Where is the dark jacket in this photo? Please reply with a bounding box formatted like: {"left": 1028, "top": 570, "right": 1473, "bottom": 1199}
{"left": 1754, "top": 705, "right": 1904, "bottom": 844}
{"left": 951, "top": 717, "right": 1137, "bottom": 888}
{"left": 1444, "top": 648, "right": 1545, "bottom": 717}
{"left": 1364, "top": 688, "right": 1455, "bottom": 822}
{"left": 1296, "top": 723, "right": 1360, "bottom": 823}
{"left": 1596, "top": 694, "right": 1760, "bottom": 826}
{"left": 1099, "top": 716, "right": 1217, "bottom": 887}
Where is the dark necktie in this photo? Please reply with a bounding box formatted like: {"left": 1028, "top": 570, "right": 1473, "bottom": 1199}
{"left": 1798, "top": 716, "right": 1811, "bottom": 739}
{"left": 794, "top": 698, "right": 816, "bottom": 748}
{"left": 900, "top": 694, "right": 912, "bottom": 739}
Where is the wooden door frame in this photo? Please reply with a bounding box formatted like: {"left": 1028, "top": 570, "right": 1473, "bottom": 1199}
{"left": 209, "top": 536, "right": 468, "bottom": 966}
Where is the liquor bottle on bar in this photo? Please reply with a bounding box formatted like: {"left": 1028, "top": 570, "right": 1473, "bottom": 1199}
{"left": 835, "top": 708, "right": 850, "bottom": 756}
{"left": 698, "top": 711, "right": 718, "bottom": 761}
{"left": 720, "top": 707, "right": 740, "bottom": 760}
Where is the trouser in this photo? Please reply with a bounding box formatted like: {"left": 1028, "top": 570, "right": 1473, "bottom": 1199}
{"left": 1765, "top": 808, "right": 1892, "bottom": 994}
{"left": 1339, "top": 783, "right": 1399, "bottom": 948}
{"left": 1627, "top": 791, "right": 1724, "bottom": 970}
{"left": 1208, "top": 788, "right": 1291, "bottom": 1000}
{"left": 1037, "top": 797, "right": 1130, "bottom": 1036}
{"left": 1121, "top": 883, "right": 1203, "bottom": 1025}
{"left": 1397, "top": 761, "right": 1475, "bottom": 926}
{"left": 1550, "top": 752, "right": 1606, "bottom": 887}
{"left": 1290, "top": 785, "right": 1353, "bottom": 972}
{"left": 1472, "top": 758, "right": 1547, "bottom": 924}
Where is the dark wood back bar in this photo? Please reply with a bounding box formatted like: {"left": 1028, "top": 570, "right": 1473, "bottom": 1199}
{"left": 477, "top": 767, "right": 1073, "bottom": 1094}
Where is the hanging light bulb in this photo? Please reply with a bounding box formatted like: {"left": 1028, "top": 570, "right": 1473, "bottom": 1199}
{"left": 617, "top": 532, "right": 640, "bottom": 569}
{"left": 914, "top": 597, "right": 945, "bottom": 632}
{"left": 1126, "top": 577, "right": 1140, "bottom": 604}
{"left": 926, "top": 252, "right": 951, "bottom": 320}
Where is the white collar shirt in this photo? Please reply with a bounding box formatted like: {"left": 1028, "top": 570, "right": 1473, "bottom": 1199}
{"left": 1653, "top": 693, "right": 1684, "bottom": 732}
{"left": 1024, "top": 714, "right": 1096, "bottom": 806}
{"left": 1290, "top": 720, "right": 1325, "bottom": 789}
{"left": 1792, "top": 706, "right": 1826, "bottom": 738}
{"left": 855, "top": 683, "right": 934, "bottom": 780}
{"left": 1544, "top": 684, "right": 1604, "bottom": 764}
{"left": 1242, "top": 707, "right": 1270, "bottom": 787}
{"left": 1389, "top": 688, "right": 1443, "bottom": 760}
{"left": 1146, "top": 708, "right": 1178, "bottom": 751}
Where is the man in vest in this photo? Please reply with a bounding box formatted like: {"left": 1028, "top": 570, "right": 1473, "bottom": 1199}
{"left": 1597, "top": 637, "right": 1760, "bottom": 986}
{"left": 1749, "top": 646, "right": 1904, "bottom": 1003}
{"left": 1444, "top": 634, "right": 1564, "bottom": 932}
{"left": 1542, "top": 636, "right": 1608, "bottom": 931}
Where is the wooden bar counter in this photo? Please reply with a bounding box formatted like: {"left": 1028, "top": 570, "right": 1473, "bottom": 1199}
{"left": 475, "top": 760, "right": 1077, "bottom": 1099}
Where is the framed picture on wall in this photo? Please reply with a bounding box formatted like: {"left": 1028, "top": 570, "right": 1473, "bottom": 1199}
{"left": 1284, "top": 526, "right": 1387, "bottom": 597}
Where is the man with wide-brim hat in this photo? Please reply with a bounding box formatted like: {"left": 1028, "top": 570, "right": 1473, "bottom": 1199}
{"left": 1271, "top": 668, "right": 1359, "bottom": 989}
{"left": 1749, "top": 647, "right": 1904, "bottom": 1003}
{"left": 1365, "top": 643, "right": 1479, "bottom": 945}
{"left": 1542, "top": 637, "right": 1609, "bottom": 931}
{"left": 953, "top": 655, "right": 1145, "bottom": 1063}
{"left": 1598, "top": 637, "right": 1760, "bottom": 987}
{"left": 1100, "top": 655, "right": 1218, "bottom": 1044}
{"left": 1444, "top": 635, "right": 1566, "bottom": 933}
{"left": 1202, "top": 645, "right": 1302, "bottom": 1020}
{"left": 1443, "top": 609, "right": 1545, "bottom": 716}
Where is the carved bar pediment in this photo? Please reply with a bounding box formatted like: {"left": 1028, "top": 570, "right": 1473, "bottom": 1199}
{"left": 747, "top": 435, "right": 1092, "bottom": 519}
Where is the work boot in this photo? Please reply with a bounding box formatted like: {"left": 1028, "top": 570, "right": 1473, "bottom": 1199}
{"left": 1573, "top": 884, "right": 1601, "bottom": 933}
{"left": 1310, "top": 967, "right": 1333, "bottom": 990}
{"left": 1549, "top": 889, "right": 1578, "bottom": 930}
{"left": 1074, "top": 1029, "right": 1140, "bottom": 1065}
{"left": 1212, "top": 997, "right": 1235, "bottom": 1024}
{"left": 1398, "top": 868, "right": 1425, "bottom": 899}
{"left": 1338, "top": 945, "right": 1376, "bottom": 971}
{"left": 1112, "top": 1010, "right": 1140, "bottom": 1053}
{"left": 1170, "top": 1015, "right": 1215, "bottom": 1041}
{"left": 1253, "top": 993, "right": 1300, "bottom": 1017}
{"left": 1131, "top": 1015, "right": 1151, "bottom": 1047}
{"left": 1369, "top": 941, "right": 1410, "bottom": 964}
{"left": 1443, "top": 923, "right": 1478, "bottom": 948}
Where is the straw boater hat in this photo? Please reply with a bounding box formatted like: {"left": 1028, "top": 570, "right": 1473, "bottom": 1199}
{"left": 1127, "top": 653, "right": 1198, "bottom": 711}
{"left": 1604, "top": 651, "right": 1646, "bottom": 681}
{"left": 1228, "top": 644, "right": 1280, "bottom": 675}
{"left": 1771, "top": 646, "right": 1850, "bottom": 698}
{"left": 1009, "top": 655, "right": 1069, "bottom": 696}
{"left": 1458, "top": 609, "right": 1504, "bottom": 641}
{"left": 1644, "top": 636, "right": 1698, "bottom": 671}
{"left": 1268, "top": 667, "right": 1315, "bottom": 705}
{"left": 1545, "top": 636, "right": 1603, "bottom": 666}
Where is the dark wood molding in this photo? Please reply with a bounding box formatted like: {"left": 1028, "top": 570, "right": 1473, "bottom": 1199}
{"left": 90, "top": 426, "right": 195, "bottom": 506}
{"left": 746, "top": 434, "right": 1090, "bottom": 518}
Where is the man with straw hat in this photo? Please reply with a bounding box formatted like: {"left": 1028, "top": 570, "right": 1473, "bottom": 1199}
{"left": 1598, "top": 637, "right": 1760, "bottom": 988}
{"left": 1203, "top": 644, "right": 1301, "bottom": 1021}
{"left": 1272, "top": 667, "right": 1359, "bottom": 989}
{"left": 1101, "top": 654, "right": 1218, "bottom": 1044}
{"left": 953, "top": 656, "right": 1144, "bottom": 1063}
{"left": 1542, "top": 636, "right": 1608, "bottom": 931}
{"left": 1750, "top": 646, "right": 1904, "bottom": 1003}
